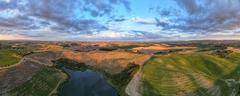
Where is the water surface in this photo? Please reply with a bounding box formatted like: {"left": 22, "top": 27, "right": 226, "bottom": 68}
{"left": 61, "top": 68, "right": 118, "bottom": 96}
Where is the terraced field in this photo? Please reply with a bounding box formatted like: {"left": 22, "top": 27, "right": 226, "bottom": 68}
{"left": 143, "top": 52, "right": 240, "bottom": 96}
{"left": 0, "top": 50, "right": 22, "bottom": 67}
{"left": 10, "top": 67, "right": 67, "bottom": 96}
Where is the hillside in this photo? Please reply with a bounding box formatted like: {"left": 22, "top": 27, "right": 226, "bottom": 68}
{"left": 142, "top": 52, "right": 240, "bottom": 96}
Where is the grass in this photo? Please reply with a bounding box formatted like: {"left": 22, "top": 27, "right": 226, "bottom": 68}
{"left": 143, "top": 52, "right": 240, "bottom": 96}
{"left": 225, "top": 52, "right": 240, "bottom": 64}
{"left": 0, "top": 50, "right": 22, "bottom": 67}
{"left": 10, "top": 67, "right": 67, "bottom": 96}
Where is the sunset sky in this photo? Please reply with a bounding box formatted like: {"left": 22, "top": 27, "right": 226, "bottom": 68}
{"left": 0, "top": 0, "right": 240, "bottom": 41}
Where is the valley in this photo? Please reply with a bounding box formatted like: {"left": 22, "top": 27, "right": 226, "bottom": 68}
{"left": 0, "top": 40, "right": 239, "bottom": 96}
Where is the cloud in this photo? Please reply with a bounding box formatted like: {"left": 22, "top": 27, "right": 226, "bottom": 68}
{"left": 164, "top": 0, "right": 240, "bottom": 33}
{"left": 159, "top": 10, "right": 171, "bottom": 16}
{"left": 0, "top": 34, "right": 32, "bottom": 40}
{"left": 131, "top": 17, "right": 171, "bottom": 27}
{"left": 174, "top": 0, "right": 202, "bottom": 15}
{"left": 0, "top": 16, "right": 37, "bottom": 30}
{"left": 132, "top": 18, "right": 156, "bottom": 25}
{"left": 130, "top": 30, "right": 167, "bottom": 39}
{"left": 95, "top": 30, "right": 132, "bottom": 38}
{"left": 0, "top": 0, "right": 130, "bottom": 38}
{"left": 113, "top": 17, "right": 127, "bottom": 22}
{"left": 0, "top": 0, "right": 11, "bottom": 3}
{"left": 0, "top": 0, "right": 239, "bottom": 41}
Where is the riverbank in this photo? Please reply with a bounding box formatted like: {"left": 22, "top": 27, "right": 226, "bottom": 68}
{"left": 54, "top": 58, "right": 140, "bottom": 96}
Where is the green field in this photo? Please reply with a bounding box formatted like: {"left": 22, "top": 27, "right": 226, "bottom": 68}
{"left": 143, "top": 52, "right": 240, "bottom": 96}
{"left": 0, "top": 50, "right": 22, "bottom": 67}
{"left": 10, "top": 67, "right": 67, "bottom": 96}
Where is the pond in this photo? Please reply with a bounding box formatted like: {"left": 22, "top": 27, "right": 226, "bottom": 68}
{"left": 60, "top": 67, "right": 118, "bottom": 96}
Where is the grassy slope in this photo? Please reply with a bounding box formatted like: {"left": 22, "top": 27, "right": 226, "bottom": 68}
{"left": 104, "top": 63, "right": 139, "bottom": 96}
{"left": 143, "top": 52, "right": 240, "bottom": 96}
{"left": 0, "top": 50, "right": 22, "bottom": 67}
{"left": 10, "top": 67, "right": 67, "bottom": 96}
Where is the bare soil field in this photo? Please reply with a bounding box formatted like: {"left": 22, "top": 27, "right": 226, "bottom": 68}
{"left": 132, "top": 44, "right": 196, "bottom": 54}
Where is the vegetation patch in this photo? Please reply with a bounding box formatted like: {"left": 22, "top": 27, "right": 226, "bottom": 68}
{"left": 99, "top": 47, "right": 118, "bottom": 51}
{"left": 10, "top": 67, "right": 67, "bottom": 96}
{"left": 112, "top": 44, "right": 139, "bottom": 49}
{"left": 104, "top": 63, "right": 139, "bottom": 96}
{"left": 0, "top": 50, "right": 22, "bottom": 67}
{"left": 54, "top": 58, "right": 88, "bottom": 71}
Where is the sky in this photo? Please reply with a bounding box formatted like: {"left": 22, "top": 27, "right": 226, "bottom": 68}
{"left": 0, "top": 0, "right": 240, "bottom": 41}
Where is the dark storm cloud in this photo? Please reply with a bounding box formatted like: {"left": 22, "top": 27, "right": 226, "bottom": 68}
{"left": 166, "top": 0, "right": 240, "bottom": 33}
